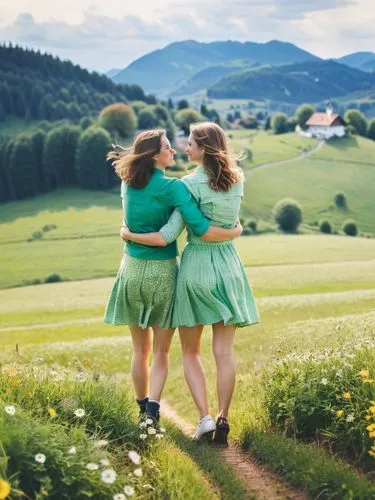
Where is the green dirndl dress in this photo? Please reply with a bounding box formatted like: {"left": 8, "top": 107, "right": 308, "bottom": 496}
{"left": 104, "top": 254, "right": 178, "bottom": 329}
{"left": 172, "top": 239, "right": 259, "bottom": 328}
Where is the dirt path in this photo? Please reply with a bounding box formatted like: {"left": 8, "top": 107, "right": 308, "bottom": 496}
{"left": 246, "top": 140, "right": 324, "bottom": 175}
{"left": 161, "top": 399, "right": 307, "bottom": 500}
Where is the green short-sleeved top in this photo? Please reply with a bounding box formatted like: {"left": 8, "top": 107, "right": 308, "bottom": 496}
{"left": 121, "top": 167, "right": 211, "bottom": 260}
{"left": 160, "top": 166, "right": 244, "bottom": 244}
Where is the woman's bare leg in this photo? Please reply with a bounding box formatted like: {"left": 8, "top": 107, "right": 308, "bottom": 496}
{"left": 149, "top": 325, "right": 175, "bottom": 402}
{"left": 212, "top": 321, "right": 236, "bottom": 419}
{"left": 179, "top": 325, "right": 209, "bottom": 418}
{"left": 129, "top": 326, "right": 152, "bottom": 399}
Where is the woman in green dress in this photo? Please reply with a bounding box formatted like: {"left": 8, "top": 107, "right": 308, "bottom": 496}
{"left": 121, "top": 122, "right": 259, "bottom": 444}
{"left": 104, "top": 129, "right": 241, "bottom": 423}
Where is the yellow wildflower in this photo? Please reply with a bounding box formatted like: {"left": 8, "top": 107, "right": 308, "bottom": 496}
{"left": 365, "top": 415, "right": 371, "bottom": 421}
{"left": 336, "top": 410, "right": 344, "bottom": 417}
{"left": 370, "top": 406, "right": 375, "bottom": 415}
{"left": 6, "top": 367, "right": 15, "bottom": 377}
{"left": 369, "top": 431, "right": 375, "bottom": 438}
{"left": 343, "top": 392, "right": 351, "bottom": 400}
{"left": 369, "top": 450, "right": 375, "bottom": 458}
{"left": 359, "top": 369, "right": 369, "bottom": 378}
{"left": 48, "top": 408, "right": 57, "bottom": 418}
{"left": 0, "top": 479, "right": 11, "bottom": 499}
{"left": 367, "top": 424, "right": 375, "bottom": 432}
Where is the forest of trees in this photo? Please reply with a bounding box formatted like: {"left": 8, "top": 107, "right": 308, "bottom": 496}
{"left": 0, "top": 43, "right": 156, "bottom": 122}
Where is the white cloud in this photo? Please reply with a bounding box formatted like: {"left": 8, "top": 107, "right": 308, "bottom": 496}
{"left": 0, "top": 0, "right": 373, "bottom": 71}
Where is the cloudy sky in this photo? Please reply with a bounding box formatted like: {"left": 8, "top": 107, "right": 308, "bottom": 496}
{"left": 0, "top": 0, "right": 374, "bottom": 72}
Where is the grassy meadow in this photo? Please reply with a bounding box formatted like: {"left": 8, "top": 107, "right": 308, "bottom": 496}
{"left": 1, "top": 130, "right": 375, "bottom": 498}
{"left": 1, "top": 232, "right": 375, "bottom": 497}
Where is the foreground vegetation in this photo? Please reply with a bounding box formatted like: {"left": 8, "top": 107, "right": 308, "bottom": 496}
{"left": 1, "top": 233, "right": 374, "bottom": 498}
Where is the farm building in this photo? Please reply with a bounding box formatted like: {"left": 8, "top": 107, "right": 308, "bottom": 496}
{"left": 304, "top": 104, "right": 346, "bottom": 139}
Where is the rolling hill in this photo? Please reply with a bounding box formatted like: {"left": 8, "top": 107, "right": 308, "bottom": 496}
{"left": 207, "top": 60, "right": 375, "bottom": 102}
{"left": 337, "top": 52, "right": 375, "bottom": 72}
{"left": 113, "top": 39, "right": 320, "bottom": 95}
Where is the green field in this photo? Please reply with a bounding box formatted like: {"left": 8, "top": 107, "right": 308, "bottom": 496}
{"left": 1, "top": 232, "right": 374, "bottom": 496}
{"left": 242, "top": 135, "right": 375, "bottom": 234}
{"left": 228, "top": 130, "right": 318, "bottom": 166}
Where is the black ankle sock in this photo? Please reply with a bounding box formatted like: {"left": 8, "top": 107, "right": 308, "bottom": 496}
{"left": 146, "top": 400, "right": 160, "bottom": 419}
{"left": 136, "top": 397, "right": 149, "bottom": 414}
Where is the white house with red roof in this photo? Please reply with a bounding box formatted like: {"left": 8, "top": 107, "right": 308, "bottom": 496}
{"left": 304, "top": 103, "right": 346, "bottom": 139}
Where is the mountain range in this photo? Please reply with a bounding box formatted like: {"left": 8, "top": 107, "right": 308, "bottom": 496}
{"left": 108, "top": 41, "right": 375, "bottom": 103}
{"left": 112, "top": 40, "right": 320, "bottom": 95}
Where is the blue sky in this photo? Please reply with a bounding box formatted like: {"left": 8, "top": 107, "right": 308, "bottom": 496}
{"left": 0, "top": 0, "right": 373, "bottom": 72}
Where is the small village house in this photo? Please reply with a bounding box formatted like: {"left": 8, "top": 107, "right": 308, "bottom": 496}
{"left": 304, "top": 103, "right": 346, "bottom": 139}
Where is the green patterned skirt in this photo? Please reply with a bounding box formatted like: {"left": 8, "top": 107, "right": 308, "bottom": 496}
{"left": 104, "top": 254, "right": 178, "bottom": 329}
{"left": 172, "top": 241, "right": 259, "bottom": 328}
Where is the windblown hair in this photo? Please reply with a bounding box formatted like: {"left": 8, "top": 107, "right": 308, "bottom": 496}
{"left": 108, "top": 129, "right": 165, "bottom": 188}
{"left": 190, "top": 122, "right": 242, "bottom": 192}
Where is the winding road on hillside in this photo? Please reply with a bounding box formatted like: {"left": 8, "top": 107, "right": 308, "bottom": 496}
{"left": 246, "top": 139, "right": 325, "bottom": 175}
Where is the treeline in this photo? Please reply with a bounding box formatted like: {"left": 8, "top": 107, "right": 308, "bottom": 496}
{"left": 0, "top": 43, "right": 156, "bottom": 122}
{"left": 269, "top": 104, "right": 375, "bottom": 139}
{"left": 0, "top": 120, "right": 116, "bottom": 202}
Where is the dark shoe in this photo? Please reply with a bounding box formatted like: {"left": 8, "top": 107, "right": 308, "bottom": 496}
{"left": 213, "top": 417, "right": 230, "bottom": 446}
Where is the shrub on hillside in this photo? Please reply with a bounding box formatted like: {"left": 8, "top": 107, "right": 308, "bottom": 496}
{"left": 271, "top": 113, "right": 288, "bottom": 134}
{"left": 295, "top": 104, "right": 314, "bottom": 128}
{"left": 99, "top": 103, "right": 137, "bottom": 139}
{"left": 319, "top": 219, "right": 332, "bottom": 234}
{"left": 44, "top": 273, "right": 62, "bottom": 283}
{"left": 344, "top": 109, "right": 368, "bottom": 137}
{"left": 75, "top": 126, "right": 112, "bottom": 189}
{"left": 342, "top": 219, "right": 358, "bottom": 237}
{"left": 263, "top": 343, "right": 375, "bottom": 469}
{"left": 9, "top": 135, "right": 39, "bottom": 199}
{"left": 175, "top": 108, "right": 204, "bottom": 135}
{"left": 334, "top": 191, "right": 347, "bottom": 209}
{"left": 31, "top": 231, "right": 43, "bottom": 240}
{"left": 273, "top": 198, "right": 303, "bottom": 233}
{"left": 368, "top": 118, "right": 375, "bottom": 141}
{"left": 246, "top": 219, "right": 257, "bottom": 233}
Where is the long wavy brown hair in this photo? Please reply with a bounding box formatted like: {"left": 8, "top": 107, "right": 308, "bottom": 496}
{"left": 190, "top": 122, "right": 242, "bottom": 192}
{"left": 108, "top": 129, "right": 165, "bottom": 188}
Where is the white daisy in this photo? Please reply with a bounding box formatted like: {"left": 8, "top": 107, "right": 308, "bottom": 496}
{"left": 94, "top": 439, "right": 109, "bottom": 448}
{"left": 100, "top": 458, "right": 110, "bottom": 467}
{"left": 321, "top": 378, "right": 328, "bottom": 385}
{"left": 4, "top": 405, "right": 16, "bottom": 416}
{"left": 124, "top": 486, "right": 135, "bottom": 496}
{"left": 86, "top": 463, "right": 99, "bottom": 470}
{"left": 128, "top": 450, "right": 141, "bottom": 465}
{"left": 133, "top": 468, "right": 142, "bottom": 477}
{"left": 155, "top": 433, "right": 164, "bottom": 439}
{"left": 139, "top": 434, "right": 147, "bottom": 440}
{"left": 159, "top": 427, "right": 166, "bottom": 433}
{"left": 145, "top": 418, "right": 153, "bottom": 425}
{"left": 35, "top": 453, "right": 46, "bottom": 464}
{"left": 346, "top": 414, "right": 355, "bottom": 423}
{"left": 74, "top": 408, "right": 86, "bottom": 418}
{"left": 68, "top": 446, "right": 77, "bottom": 455}
{"left": 101, "top": 468, "right": 117, "bottom": 484}
{"left": 139, "top": 422, "right": 147, "bottom": 429}
{"left": 147, "top": 427, "right": 156, "bottom": 435}
{"left": 113, "top": 495, "right": 126, "bottom": 500}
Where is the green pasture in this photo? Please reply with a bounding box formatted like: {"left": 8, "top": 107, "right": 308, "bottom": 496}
{"left": 228, "top": 130, "right": 318, "bottom": 166}
{"left": 242, "top": 137, "right": 375, "bottom": 233}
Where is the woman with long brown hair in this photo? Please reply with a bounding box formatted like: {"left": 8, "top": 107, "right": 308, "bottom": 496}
{"left": 121, "top": 122, "right": 259, "bottom": 444}
{"left": 104, "top": 128, "right": 241, "bottom": 424}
